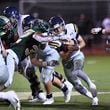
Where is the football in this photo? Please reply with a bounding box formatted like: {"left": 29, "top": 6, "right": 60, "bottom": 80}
{"left": 62, "top": 40, "right": 79, "bottom": 52}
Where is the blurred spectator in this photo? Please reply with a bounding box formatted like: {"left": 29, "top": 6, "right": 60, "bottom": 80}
{"left": 33, "top": 12, "right": 39, "bottom": 18}
{"left": 102, "top": 16, "right": 110, "bottom": 29}
{"left": 102, "top": 16, "right": 110, "bottom": 52}
{"left": 77, "top": 13, "right": 93, "bottom": 50}
{"left": 77, "top": 13, "right": 93, "bottom": 35}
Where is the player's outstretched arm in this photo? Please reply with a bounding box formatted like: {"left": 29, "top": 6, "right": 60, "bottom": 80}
{"left": 91, "top": 27, "right": 110, "bottom": 35}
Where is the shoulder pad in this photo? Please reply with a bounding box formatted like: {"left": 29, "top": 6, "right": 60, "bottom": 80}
{"left": 21, "top": 29, "right": 35, "bottom": 38}
{"left": 66, "top": 23, "right": 78, "bottom": 33}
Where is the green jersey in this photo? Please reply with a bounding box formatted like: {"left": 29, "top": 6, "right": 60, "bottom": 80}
{"left": 10, "top": 29, "right": 40, "bottom": 61}
{"left": 0, "top": 26, "right": 18, "bottom": 48}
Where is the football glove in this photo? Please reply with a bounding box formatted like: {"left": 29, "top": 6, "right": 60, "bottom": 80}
{"left": 91, "top": 27, "right": 102, "bottom": 34}
{"left": 25, "top": 45, "right": 39, "bottom": 56}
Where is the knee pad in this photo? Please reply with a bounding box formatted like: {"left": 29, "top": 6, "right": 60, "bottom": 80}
{"left": 53, "top": 71, "right": 64, "bottom": 81}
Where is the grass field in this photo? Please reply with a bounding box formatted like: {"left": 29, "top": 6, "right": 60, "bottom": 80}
{"left": 1, "top": 55, "right": 110, "bottom": 110}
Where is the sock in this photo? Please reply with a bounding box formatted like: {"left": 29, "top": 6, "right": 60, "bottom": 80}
{"left": 61, "top": 84, "right": 68, "bottom": 92}
{"left": 46, "top": 93, "right": 52, "bottom": 99}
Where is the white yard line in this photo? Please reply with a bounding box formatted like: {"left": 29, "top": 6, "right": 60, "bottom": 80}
{"left": 17, "top": 91, "right": 110, "bottom": 100}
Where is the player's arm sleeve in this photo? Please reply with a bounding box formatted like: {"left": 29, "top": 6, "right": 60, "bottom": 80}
{"left": 33, "top": 34, "right": 51, "bottom": 42}
{"left": 32, "top": 33, "right": 60, "bottom": 43}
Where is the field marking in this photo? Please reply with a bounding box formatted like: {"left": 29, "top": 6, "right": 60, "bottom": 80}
{"left": 17, "top": 91, "right": 110, "bottom": 100}
{"left": 86, "top": 60, "right": 96, "bottom": 64}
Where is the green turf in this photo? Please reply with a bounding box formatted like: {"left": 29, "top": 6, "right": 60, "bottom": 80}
{"left": 1, "top": 56, "right": 110, "bottom": 110}
{"left": 8, "top": 56, "right": 110, "bottom": 92}
{"left": 1, "top": 94, "right": 110, "bottom": 110}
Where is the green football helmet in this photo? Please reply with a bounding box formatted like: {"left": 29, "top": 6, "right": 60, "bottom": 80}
{"left": 0, "top": 16, "right": 10, "bottom": 28}
{"left": 32, "top": 19, "right": 49, "bottom": 33}
{"left": 0, "top": 16, "right": 12, "bottom": 38}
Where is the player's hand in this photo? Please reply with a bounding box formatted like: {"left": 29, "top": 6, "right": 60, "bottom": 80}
{"left": 25, "top": 45, "right": 39, "bottom": 56}
{"left": 32, "top": 45, "right": 39, "bottom": 53}
{"left": 25, "top": 48, "right": 30, "bottom": 56}
{"left": 91, "top": 27, "right": 102, "bottom": 34}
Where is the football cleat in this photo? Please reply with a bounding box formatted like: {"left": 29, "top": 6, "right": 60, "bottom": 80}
{"left": 43, "top": 97, "right": 54, "bottom": 105}
{"left": 29, "top": 92, "right": 46, "bottom": 103}
{"left": 38, "top": 92, "right": 46, "bottom": 102}
{"left": 64, "top": 81, "right": 73, "bottom": 103}
{"left": 92, "top": 97, "right": 99, "bottom": 105}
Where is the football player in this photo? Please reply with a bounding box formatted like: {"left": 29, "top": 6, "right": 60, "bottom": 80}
{"left": 24, "top": 19, "right": 73, "bottom": 104}
{"left": 3, "top": 7, "right": 46, "bottom": 101}
{"left": 23, "top": 16, "right": 73, "bottom": 103}
{"left": 48, "top": 16, "right": 99, "bottom": 105}
{"left": 91, "top": 27, "right": 110, "bottom": 35}
{"left": 0, "top": 15, "right": 46, "bottom": 102}
{"left": 91, "top": 27, "right": 110, "bottom": 52}
{"left": 0, "top": 17, "right": 72, "bottom": 105}
{"left": 3, "top": 6, "right": 29, "bottom": 36}
{"left": 0, "top": 17, "right": 21, "bottom": 109}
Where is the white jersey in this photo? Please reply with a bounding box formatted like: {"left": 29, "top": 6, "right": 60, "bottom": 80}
{"left": 17, "top": 14, "right": 29, "bottom": 37}
{"left": 48, "top": 23, "right": 84, "bottom": 60}
{"left": 40, "top": 44, "right": 60, "bottom": 61}
{"left": 65, "top": 23, "right": 81, "bottom": 58}
{"left": 0, "top": 39, "right": 9, "bottom": 85}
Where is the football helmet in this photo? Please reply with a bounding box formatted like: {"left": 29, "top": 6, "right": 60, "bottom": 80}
{"left": 23, "top": 15, "right": 35, "bottom": 30}
{"left": 32, "top": 19, "right": 49, "bottom": 33}
{"left": 0, "top": 16, "right": 9, "bottom": 27}
{"left": 3, "top": 6, "right": 20, "bottom": 20}
{"left": 49, "top": 16, "right": 65, "bottom": 36}
{"left": 0, "top": 16, "right": 12, "bottom": 31}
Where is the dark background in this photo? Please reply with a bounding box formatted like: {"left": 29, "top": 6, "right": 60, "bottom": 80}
{"left": 0, "top": 0, "right": 110, "bottom": 55}
{"left": 0, "top": 0, "right": 110, "bottom": 23}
